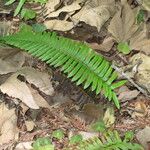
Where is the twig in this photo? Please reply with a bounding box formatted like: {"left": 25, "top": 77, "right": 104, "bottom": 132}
{"left": 112, "top": 64, "right": 150, "bottom": 98}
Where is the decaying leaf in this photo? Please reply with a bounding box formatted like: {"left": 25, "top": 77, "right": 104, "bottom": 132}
{"left": 0, "top": 103, "right": 18, "bottom": 145}
{"left": 0, "top": 74, "right": 39, "bottom": 109}
{"left": 108, "top": 0, "right": 138, "bottom": 42}
{"left": 0, "top": 47, "right": 25, "bottom": 74}
{"left": 72, "top": 0, "right": 115, "bottom": 32}
{"left": 0, "top": 67, "right": 54, "bottom": 109}
{"left": 44, "top": 20, "right": 74, "bottom": 31}
{"left": 88, "top": 36, "right": 114, "bottom": 52}
{"left": 136, "top": 126, "right": 150, "bottom": 150}
{"left": 18, "top": 67, "right": 54, "bottom": 95}
{"left": 130, "top": 25, "right": 150, "bottom": 54}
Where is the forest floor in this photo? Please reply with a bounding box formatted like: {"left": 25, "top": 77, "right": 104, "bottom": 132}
{"left": 0, "top": 0, "right": 150, "bottom": 150}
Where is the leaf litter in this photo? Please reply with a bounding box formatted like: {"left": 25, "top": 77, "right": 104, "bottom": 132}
{"left": 0, "top": 0, "right": 150, "bottom": 149}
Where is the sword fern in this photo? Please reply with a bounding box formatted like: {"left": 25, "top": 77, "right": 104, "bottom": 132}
{"left": 0, "top": 29, "right": 126, "bottom": 108}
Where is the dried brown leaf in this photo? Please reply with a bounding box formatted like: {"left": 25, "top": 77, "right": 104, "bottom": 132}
{"left": 130, "top": 25, "right": 150, "bottom": 54}
{"left": 46, "top": 2, "right": 81, "bottom": 18}
{"left": 136, "top": 126, "right": 150, "bottom": 150}
{"left": 0, "top": 103, "right": 18, "bottom": 145}
{"left": 0, "top": 74, "right": 39, "bottom": 109}
{"left": 108, "top": 0, "right": 138, "bottom": 42}
{"left": 44, "top": 20, "right": 74, "bottom": 31}
{"left": 88, "top": 37, "right": 114, "bottom": 52}
{"left": 18, "top": 67, "right": 54, "bottom": 95}
{"left": 0, "top": 47, "right": 25, "bottom": 75}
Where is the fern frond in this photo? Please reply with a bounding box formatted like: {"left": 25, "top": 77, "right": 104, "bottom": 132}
{"left": 0, "top": 30, "right": 126, "bottom": 108}
{"left": 68, "top": 131, "right": 143, "bottom": 150}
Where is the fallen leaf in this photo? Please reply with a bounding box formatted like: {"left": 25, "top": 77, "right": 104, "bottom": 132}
{"left": 44, "top": 0, "right": 60, "bottom": 14}
{"left": 108, "top": 0, "right": 138, "bottom": 42}
{"left": 0, "top": 74, "right": 39, "bottom": 109}
{"left": 0, "top": 103, "right": 18, "bottom": 145}
{"left": 15, "top": 141, "right": 33, "bottom": 150}
{"left": 130, "top": 25, "right": 150, "bottom": 54}
{"left": 0, "top": 47, "right": 25, "bottom": 74}
{"left": 29, "top": 85, "right": 51, "bottom": 109}
{"left": 44, "top": 19, "right": 74, "bottom": 31}
{"left": 88, "top": 37, "right": 114, "bottom": 52}
{"left": 118, "top": 89, "right": 140, "bottom": 102}
{"left": 46, "top": 1, "right": 81, "bottom": 18}
{"left": 132, "top": 100, "right": 148, "bottom": 118}
{"left": 72, "top": 0, "right": 115, "bottom": 32}
{"left": 103, "top": 107, "right": 115, "bottom": 127}
{"left": 25, "top": 120, "right": 35, "bottom": 132}
{"left": 18, "top": 67, "right": 54, "bottom": 95}
{"left": 136, "top": 126, "right": 150, "bottom": 150}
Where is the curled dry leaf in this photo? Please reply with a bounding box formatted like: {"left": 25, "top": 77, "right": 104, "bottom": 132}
{"left": 18, "top": 67, "right": 54, "bottom": 95}
{"left": 0, "top": 74, "right": 39, "bottom": 109}
{"left": 0, "top": 103, "right": 18, "bottom": 145}
{"left": 108, "top": 0, "right": 138, "bottom": 42}
{"left": 0, "top": 67, "right": 54, "bottom": 109}
{"left": 0, "top": 47, "right": 25, "bottom": 74}
{"left": 44, "top": 20, "right": 74, "bottom": 31}
{"left": 72, "top": 0, "right": 115, "bottom": 32}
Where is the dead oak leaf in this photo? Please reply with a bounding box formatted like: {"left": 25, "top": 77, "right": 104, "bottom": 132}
{"left": 108, "top": 0, "right": 138, "bottom": 42}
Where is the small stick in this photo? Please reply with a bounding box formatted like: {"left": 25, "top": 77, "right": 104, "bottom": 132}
{"left": 112, "top": 64, "right": 150, "bottom": 98}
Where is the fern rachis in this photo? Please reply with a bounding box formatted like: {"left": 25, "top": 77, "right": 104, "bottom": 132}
{"left": 0, "top": 30, "right": 126, "bottom": 108}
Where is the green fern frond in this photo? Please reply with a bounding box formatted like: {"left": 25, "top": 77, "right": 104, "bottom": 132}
{"left": 0, "top": 30, "right": 126, "bottom": 108}
{"left": 68, "top": 131, "right": 143, "bottom": 150}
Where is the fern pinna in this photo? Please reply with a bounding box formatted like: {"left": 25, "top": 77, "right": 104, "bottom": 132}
{"left": 0, "top": 29, "right": 126, "bottom": 108}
